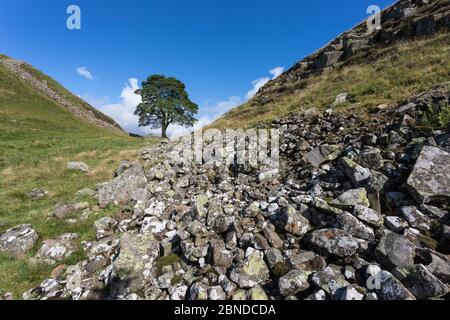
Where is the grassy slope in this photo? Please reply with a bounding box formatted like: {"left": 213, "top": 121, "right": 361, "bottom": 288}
{"left": 0, "top": 60, "right": 158, "bottom": 296}
{"left": 211, "top": 32, "right": 450, "bottom": 129}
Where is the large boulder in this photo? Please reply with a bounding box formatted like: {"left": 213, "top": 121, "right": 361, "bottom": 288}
{"left": 98, "top": 161, "right": 149, "bottom": 208}
{"left": 110, "top": 232, "right": 159, "bottom": 297}
{"left": 0, "top": 224, "right": 38, "bottom": 258}
{"left": 392, "top": 264, "right": 448, "bottom": 299}
{"left": 35, "top": 233, "right": 78, "bottom": 262}
{"left": 277, "top": 206, "right": 311, "bottom": 237}
{"left": 371, "top": 270, "right": 416, "bottom": 300}
{"left": 307, "top": 228, "right": 360, "bottom": 258}
{"left": 375, "top": 232, "right": 416, "bottom": 270}
{"left": 278, "top": 270, "right": 311, "bottom": 296}
{"left": 407, "top": 146, "right": 450, "bottom": 204}
{"left": 230, "top": 249, "right": 270, "bottom": 289}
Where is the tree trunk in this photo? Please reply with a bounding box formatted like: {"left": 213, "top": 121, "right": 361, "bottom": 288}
{"left": 161, "top": 125, "right": 168, "bottom": 139}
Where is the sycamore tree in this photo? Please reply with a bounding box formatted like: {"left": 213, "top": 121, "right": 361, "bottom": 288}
{"left": 134, "top": 75, "right": 198, "bottom": 138}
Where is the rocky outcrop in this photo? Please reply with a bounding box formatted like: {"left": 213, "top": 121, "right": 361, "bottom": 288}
{"left": 254, "top": 0, "right": 450, "bottom": 104}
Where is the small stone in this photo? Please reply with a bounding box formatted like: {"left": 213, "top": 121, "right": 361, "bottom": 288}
{"left": 339, "top": 158, "right": 371, "bottom": 186}
{"left": 353, "top": 205, "right": 384, "bottom": 227}
{"left": 333, "top": 188, "right": 370, "bottom": 207}
{"left": 399, "top": 206, "right": 431, "bottom": 231}
{"left": 385, "top": 216, "right": 409, "bottom": 233}
{"left": 67, "top": 161, "right": 90, "bottom": 173}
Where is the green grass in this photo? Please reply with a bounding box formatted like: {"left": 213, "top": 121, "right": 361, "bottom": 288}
{"left": 418, "top": 103, "right": 450, "bottom": 130}
{"left": 211, "top": 32, "right": 450, "bottom": 129}
{"left": 0, "top": 57, "right": 159, "bottom": 297}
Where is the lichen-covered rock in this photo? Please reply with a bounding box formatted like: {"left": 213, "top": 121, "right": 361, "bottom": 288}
{"left": 332, "top": 188, "right": 370, "bottom": 207}
{"left": 277, "top": 206, "right": 311, "bottom": 237}
{"left": 35, "top": 233, "right": 78, "bottom": 262}
{"left": 110, "top": 232, "right": 159, "bottom": 297}
{"left": 407, "top": 146, "right": 450, "bottom": 204}
{"left": 375, "top": 232, "right": 416, "bottom": 270}
{"left": 339, "top": 157, "right": 371, "bottom": 186}
{"left": 94, "top": 216, "right": 117, "bottom": 240}
{"left": 308, "top": 228, "right": 360, "bottom": 258}
{"left": 0, "top": 224, "right": 38, "bottom": 258}
{"left": 353, "top": 205, "right": 384, "bottom": 228}
{"left": 371, "top": 270, "right": 416, "bottom": 300}
{"left": 278, "top": 270, "right": 311, "bottom": 296}
{"left": 392, "top": 264, "right": 448, "bottom": 299}
{"left": 230, "top": 249, "right": 270, "bottom": 289}
{"left": 310, "top": 267, "right": 349, "bottom": 299}
{"left": 98, "top": 161, "right": 149, "bottom": 208}
{"left": 248, "top": 285, "right": 268, "bottom": 300}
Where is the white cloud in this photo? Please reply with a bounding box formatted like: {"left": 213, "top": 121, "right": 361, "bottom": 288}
{"left": 270, "top": 66, "right": 285, "bottom": 79}
{"left": 76, "top": 66, "right": 94, "bottom": 80}
{"left": 245, "top": 66, "right": 284, "bottom": 100}
{"left": 86, "top": 65, "right": 285, "bottom": 138}
{"left": 94, "top": 78, "right": 142, "bottom": 134}
{"left": 245, "top": 76, "right": 270, "bottom": 100}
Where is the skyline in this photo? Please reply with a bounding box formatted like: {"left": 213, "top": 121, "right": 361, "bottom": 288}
{"left": 0, "top": 0, "right": 394, "bottom": 136}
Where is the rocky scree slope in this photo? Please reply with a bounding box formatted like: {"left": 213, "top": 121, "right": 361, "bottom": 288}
{"left": 3, "top": 84, "right": 450, "bottom": 300}
{"left": 0, "top": 57, "right": 123, "bottom": 133}
{"left": 254, "top": 0, "right": 450, "bottom": 105}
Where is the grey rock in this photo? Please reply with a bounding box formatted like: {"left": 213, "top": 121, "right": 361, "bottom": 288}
{"left": 332, "top": 188, "right": 370, "bottom": 207}
{"left": 54, "top": 202, "right": 89, "bottom": 219}
{"left": 353, "top": 205, "right": 384, "bottom": 227}
{"left": 407, "top": 146, "right": 450, "bottom": 204}
{"left": 308, "top": 228, "right": 360, "bottom": 258}
{"left": 372, "top": 271, "right": 416, "bottom": 300}
{"left": 67, "top": 161, "right": 90, "bottom": 173}
{"left": 98, "top": 161, "right": 149, "bottom": 208}
{"left": 339, "top": 157, "right": 371, "bottom": 186}
{"left": 375, "top": 232, "right": 416, "bottom": 270}
{"left": 392, "top": 264, "right": 448, "bottom": 299}
{"left": 35, "top": 233, "right": 78, "bottom": 262}
{"left": 230, "top": 250, "right": 270, "bottom": 289}
{"left": 26, "top": 189, "right": 49, "bottom": 200}
{"left": 94, "top": 217, "right": 117, "bottom": 240}
{"left": 399, "top": 206, "right": 431, "bottom": 231}
{"left": 277, "top": 206, "right": 311, "bottom": 237}
{"left": 0, "top": 224, "right": 38, "bottom": 258}
{"left": 110, "top": 232, "right": 159, "bottom": 297}
{"left": 278, "top": 270, "right": 311, "bottom": 296}
{"left": 385, "top": 216, "right": 409, "bottom": 233}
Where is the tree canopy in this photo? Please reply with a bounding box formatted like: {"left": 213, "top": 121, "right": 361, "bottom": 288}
{"left": 134, "top": 75, "right": 198, "bottom": 138}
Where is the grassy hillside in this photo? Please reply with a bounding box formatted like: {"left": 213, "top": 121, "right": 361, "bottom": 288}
{"left": 0, "top": 59, "right": 158, "bottom": 297}
{"left": 211, "top": 32, "right": 450, "bottom": 129}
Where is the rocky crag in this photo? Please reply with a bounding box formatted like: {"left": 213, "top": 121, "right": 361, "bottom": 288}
{"left": 254, "top": 0, "right": 450, "bottom": 105}
{"left": 2, "top": 83, "right": 449, "bottom": 300}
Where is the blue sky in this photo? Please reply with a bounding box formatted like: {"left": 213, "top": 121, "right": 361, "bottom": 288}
{"left": 0, "top": 0, "right": 394, "bottom": 136}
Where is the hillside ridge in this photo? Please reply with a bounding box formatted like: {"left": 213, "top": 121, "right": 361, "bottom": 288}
{"left": 254, "top": 0, "right": 450, "bottom": 104}
{"left": 0, "top": 57, "right": 123, "bottom": 133}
